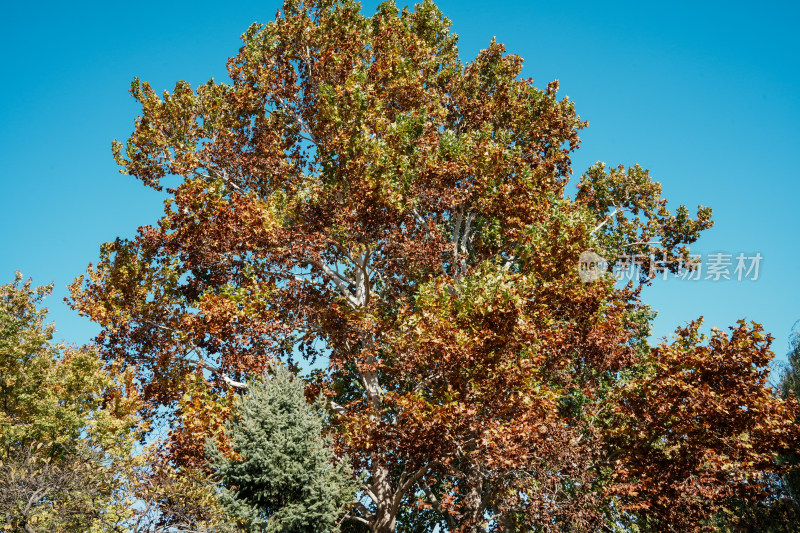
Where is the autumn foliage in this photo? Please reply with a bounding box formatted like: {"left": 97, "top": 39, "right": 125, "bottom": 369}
{"left": 65, "top": 0, "right": 799, "bottom": 531}
{"left": 605, "top": 321, "right": 800, "bottom": 530}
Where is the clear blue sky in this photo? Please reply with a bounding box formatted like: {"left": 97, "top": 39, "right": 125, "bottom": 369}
{"left": 1, "top": 1, "right": 798, "bottom": 369}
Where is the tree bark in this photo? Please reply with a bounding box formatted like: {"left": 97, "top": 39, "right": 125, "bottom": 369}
{"left": 370, "top": 463, "right": 397, "bottom": 533}
{"left": 461, "top": 461, "right": 487, "bottom": 533}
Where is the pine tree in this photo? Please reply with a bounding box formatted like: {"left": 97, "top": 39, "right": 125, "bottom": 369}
{"left": 207, "top": 365, "right": 357, "bottom": 532}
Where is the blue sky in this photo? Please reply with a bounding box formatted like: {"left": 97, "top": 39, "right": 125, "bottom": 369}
{"left": 1, "top": 0, "right": 798, "bottom": 369}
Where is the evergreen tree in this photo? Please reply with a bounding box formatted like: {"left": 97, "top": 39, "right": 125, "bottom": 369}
{"left": 208, "top": 365, "right": 357, "bottom": 532}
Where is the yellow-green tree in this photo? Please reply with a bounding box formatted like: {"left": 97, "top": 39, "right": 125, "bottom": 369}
{"left": 0, "top": 273, "right": 140, "bottom": 532}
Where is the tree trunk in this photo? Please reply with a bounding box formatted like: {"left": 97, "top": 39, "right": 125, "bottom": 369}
{"left": 461, "top": 461, "right": 487, "bottom": 533}
{"left": 370, "top": 463, "right": 397, "bottom": 533}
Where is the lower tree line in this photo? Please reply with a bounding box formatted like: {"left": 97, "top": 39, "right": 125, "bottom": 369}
{"left": 2, "top": 273, "right": 800, "bottom": 532}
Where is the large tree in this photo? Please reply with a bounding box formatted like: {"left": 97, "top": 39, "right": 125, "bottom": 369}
{"left": 70, "top": 1, "right": 799, "bottom": 531}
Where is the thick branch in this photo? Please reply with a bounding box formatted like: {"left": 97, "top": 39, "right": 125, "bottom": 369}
{"left": 275, "top": 95, "right": 319, "bottom": 146}
{"left": 590, "top": 207, "right": 620, "bottom": 235}
{"left": 304, "top": 257, "right": 361, "bottom": 307}
{"left": 419, "top": 477, "right": 458, "bottom": 529}
{"left": 393, "top": 464, "right": 430, "bottom": 514}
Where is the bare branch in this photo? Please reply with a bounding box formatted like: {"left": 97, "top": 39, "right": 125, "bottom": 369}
{"left": 393, "top": 464, "right": 429, "bottom": 514}
{"left": 330, "top": 400, "right": 347, "bottom": 416}
{"left": 202, "top": 360, "right": 248, "bottom": 389}
{"left": 275, "top": 95, "right": 319, "bottom": 147}
{"left": 452, "top": 208, "right": 464, "bottom": 274}
{"left": 590, "top": 207, "right": 620, "bottom": 235}
{"left": 304, "top": 257, "right": 361, "bottom": 307}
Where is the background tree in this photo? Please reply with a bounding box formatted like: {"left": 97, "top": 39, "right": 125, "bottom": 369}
{"left": 68, "top": 0, "right": 797, "bottom": 531}
{"left": 603, "top": 320, "right": 799, "bottom": 531}
{"left": 0, "top": 273, "right": 141, "bottom": 532}
{"left": 207, "top": 364, "right": 357, "bottom": 532}
{"left": 697, "top": 326, "right": 800, "bottom": 532}
{"left": 780, "top": 325, "right": 800, "bottom": 403}
{"left": 0, "top": 273, "right": 234, "bottom": 533}
{"left": 127, "top": 451, "right": 237, "bottom": 533}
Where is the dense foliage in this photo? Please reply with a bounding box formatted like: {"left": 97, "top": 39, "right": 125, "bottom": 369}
{"left": 42, "top": 0, "right": 800, "bottom": 531}
{"left": 207, "top": 364, "right": 356, "bottom": 532}
{"left": 0, "top": 275, "right": 233, "bottom": 533}
{"left": 0, "top": 273, "right": 140, "bottom": 532}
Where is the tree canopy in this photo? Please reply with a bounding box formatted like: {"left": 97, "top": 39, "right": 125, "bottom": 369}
{"left": 67, "top": 1, "right": 799, "bottom": 531}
